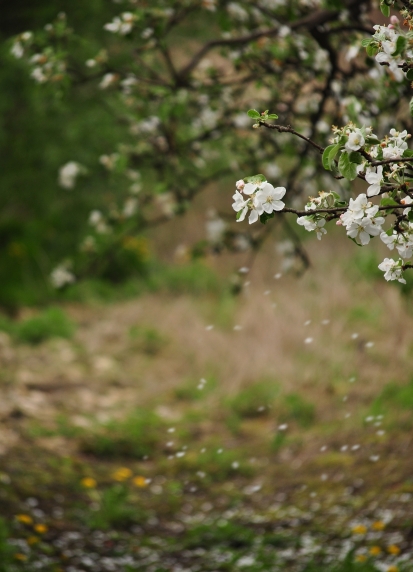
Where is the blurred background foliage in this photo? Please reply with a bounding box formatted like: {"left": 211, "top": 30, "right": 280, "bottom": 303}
{"left": 0, "top": 0, "right": 125, "bottom": 311}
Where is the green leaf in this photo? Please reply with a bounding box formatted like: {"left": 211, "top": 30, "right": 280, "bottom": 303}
{"left": 366, "top": 44, "right": 379, "bottom": 57}
{"left": 365, "top": 136, "right": 380, "bottom": 145}
{"left": 267, "top": 114, "right": 278, "bottom": 119}
{"left": 361, "top": 38, "right": 372, "bottom": 47}
{"left": 392, "top": 35, "right": 407, "bottom": 57}
{"left": 245, "top": 174, "right": 266, "bottom": 184}
{"left": 380, "top": 3, "right": 390, "bottom": 17}
{"left": 322, "top": 144, "right": 336, "bottom": 171}
{"left": 380, "top": 198, "right": 399, "bottom": 207}
{"left": 408, "top": 211, "right": 413, "bottom": 222}
{"left": 247, "top": 109, "right": 260, "bottom": 118}
{"left": 236, "top": 210, "right": 245, "bottom": 220}
{"left": 406, "top": 69, "right": 413, "bottom": 81}
{"left": 403, "top": 149, "right": 413, "bottom": 157}
{"left": 410, "top": 98, "right": 413, "bottom": 118}
{"left": 348, "top": 151, "right": 363, "bottom": 164}
{"left": 338, "top": 152, "right": 358, "bottom": 181}
{"left": 259, "top": 212, "right": 275, "bottom": 225}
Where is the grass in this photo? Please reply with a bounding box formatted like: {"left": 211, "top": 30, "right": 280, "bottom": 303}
{"left": 0, "top": 306, "right": 74, "bottom": 345}
{"left": 3, "top": 236, "right": 413, "bottom": 570}
{"left": 227, "top": 379, "right": 279, "bottom": 418}
{"left": 79, "top": 408, "right": 164, "bottom": 459}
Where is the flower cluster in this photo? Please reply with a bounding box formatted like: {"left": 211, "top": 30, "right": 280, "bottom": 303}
{"left": 104, "top": 12, "right": 137, "bottom": 35}
{"left": 340, "top": 194, "right": 384, "bottom": 246}
{"left": 232, "top": 177, "right": 286, "bottom": 224}
{"left": 296, "top": 192, "right": 339, "bottom": 240}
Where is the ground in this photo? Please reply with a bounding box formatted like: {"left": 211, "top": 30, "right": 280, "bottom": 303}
{"left": 1, "top": 235, "right": 413, "bottom": 572}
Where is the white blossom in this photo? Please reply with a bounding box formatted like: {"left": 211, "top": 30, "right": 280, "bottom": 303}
{"left": 345, "top": 129, "right": 365, "bottom": 152}
{"left": 365, "top": 165, "right": 383, "bottom": 196}
{"left": 255, "top": 184, "right": 286, "bottom": 213}
{"left": 58, "top": 161, "right": 84, "bottom": 189}
{"left": 99, "top": 73, "right": 118, "bottom": 89}
{"left": 50, "top": 265, "right": 75, "bottom": 288}
{"left": 378, "top": 258, "right": 406, "bottom": 283}
{"left": 346, "top": 216, "right": 384, "bottom": 245}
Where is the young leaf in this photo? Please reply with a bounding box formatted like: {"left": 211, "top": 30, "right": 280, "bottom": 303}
{"left": 406, "top": 69, "right": 413, "bottom": 81}
{"left": 348, "top": 151, "right": 363, "bottom": 164}
{"left": 322, "top": 144, "right": 336, "bottom": 171}
{"left": 267, "top": 114, "right": 278, "bottom": 119}
{"left": 366, "top": 44, "right": 379, "bottom": 57}
{"left": 338, "top": 152, "right": 357, "bottom": 181}
{"left": 380, "top": 3, "right": 390, "bottom": 17}
{"left": 259, "top": 211, "right": 275, "bottom": 224}
{"left": 361, "top": 38, "right": 372, "bottom": 47}
{"left": 245, "top": 174, "right": 266, "bottom": 184}
{"left": 392, "top": 35, "right": 407, "bottom": 57}
{"left": 247, "top": 109, "right": 260, "bottom": 118}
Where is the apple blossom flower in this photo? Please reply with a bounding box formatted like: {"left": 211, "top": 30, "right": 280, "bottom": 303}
{"left": 346, "top": 216, "right": 384, "bottom": 245}
{"left": 345, "top": 129, "right": 365, "bottom": 152}
{"left": 378, "top": 258, "right": 406, "bottom": 283}
{"left": 232, "top": 190, "right": 249, "bottom": 221}
{"left": 365, "top": 165, "right": 383, "bottom": 196}
{"left": 255, "top": 184, "right": 286, "bottom": 213}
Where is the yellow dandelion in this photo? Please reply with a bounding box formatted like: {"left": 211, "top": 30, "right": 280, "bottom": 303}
{"left": 352, "top": 524, "right": 367, "bottom": 535}
{"left": 387, "top": 566, "right": 399, "bottom": 572}
{"left": 14, "top": 553, "right": 27, "bottom": 561}
{"left": 112, "top": 467, "right": 132, "bottom": 482}
{"left": 80, "top": 477, "right": 97, "bottom": 488}
{"left": 16, "top": 514, "right": 33, "bottom": 525}
{"left": 355, "top": 554, "right": 367, "bottom": 563}
{"left": 27, "top": 536, "right": 39, "bottom": 545}
{"left": 132, "top": 475, "right": 148, "bottom": 488}
{"left": 369, "top": 545, "right": 382, "bottom": 556}
{"left": 387, "top": 544, "right": 401, "bottom": 555}
{"left": 34, "top": 524, "right": 48, "bottom": 534}
{"left": 372, "top": 520, "right": 385, "bottom": 531}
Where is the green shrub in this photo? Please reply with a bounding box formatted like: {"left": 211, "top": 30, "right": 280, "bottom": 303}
{"left": 0, "top": 517, "right": 14, "bottom": 572}
{"left": 280, "top": 393, "right": 316, "bottom": 428}
{"left": 86, "top": 485, "right": 142, "bottom": 530}
{"left": 228, "top": 379, "right": 279, "bottom": 418}
{"left": 129, "top": 325, "right": 168, "bottom": 356}
{"left": 80, "top": 408, "right": 163, "bottom": 459}
{"left": 0, "top": 306, "right": 74, "bottom": 344}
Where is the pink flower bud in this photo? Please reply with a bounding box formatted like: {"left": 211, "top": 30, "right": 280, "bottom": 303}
{"left": 390, "top": 15, "right": 399, "bottom": 25}
{"left": 388, "top": 24, "right": 394, "bottom": 29}
{"left": 236, "top": 179, "right": 245, "bottom": 191}
{"left": 336, "top": 219, "right": 342, "bottom": 226}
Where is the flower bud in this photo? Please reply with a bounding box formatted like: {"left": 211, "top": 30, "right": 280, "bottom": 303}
{"left": 336, "top": 219, "right": 342, "bottom": 226}
{"left": 236, "top": 179, "right": 245, "bottom": 191}
{"left": 390, "top": 15, "right": 399, "bottom": 25}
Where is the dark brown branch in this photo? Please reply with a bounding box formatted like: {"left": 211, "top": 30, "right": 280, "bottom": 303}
{"left": 260, "top": 122, "right": 325, "bottom": 153}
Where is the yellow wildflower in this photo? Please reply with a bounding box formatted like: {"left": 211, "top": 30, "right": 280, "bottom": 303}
{"left": 133, "top": 475, "right": 148, "bottom": 488}
{"left": 81, "top": 477, "right": 97, "bottom": 488}
{"left": 372, "top": 520, "right": 385, "bottom": 531}
{"left": 27, "top": 536, "right": 39, "bottom": 545}
{"left": 369, "top": 545, "right": 382, "bottom": 556}
{"left": 112, "top": 467, "right": 132, "bottom": 482}
{"left": 34, "top": 524, "right": 48, "bottom": 534}
{"left": 16, "top": 514, "right": 33, "bottom": 525}
{"left": 387, "top": 544, "right": 401, "bottom": 555}
{"left": 387, "top": 566, "right": 399, "bottom": 572}
{"left": 355, "top": 554, "right": 367, "bottom": 563}
{"left": 14, "top": 553, "right": 27, "bottom": 561}
{"left": 352, "top": 524, "right": 367, "bottom": 535}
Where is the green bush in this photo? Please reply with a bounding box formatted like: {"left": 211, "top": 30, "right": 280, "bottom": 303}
{"left": 280, "top": 393, "right": 316, "bottom": 428}
{"left": 0, "top": 306, "right": 74, "bottom": 344}
{"left": 129, "top": 325, "right": 168, "bottom": 356}
{"left": 80, "top": 408, "right": 163, "bottom": 459}
{"left": 228, "top": 379, "right": 279, "bottom": 418}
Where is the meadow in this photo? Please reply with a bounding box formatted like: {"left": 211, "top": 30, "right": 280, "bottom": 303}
{"left": 1, "top": 230, "right": 413, "bottom": 572}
